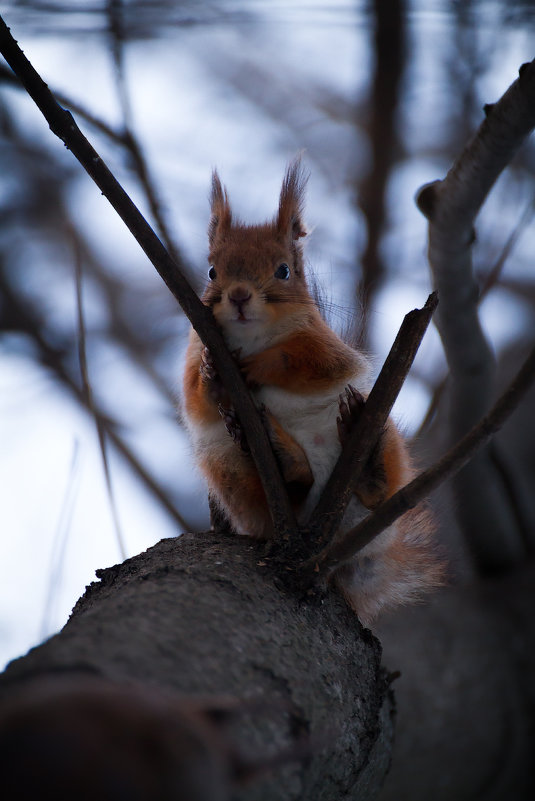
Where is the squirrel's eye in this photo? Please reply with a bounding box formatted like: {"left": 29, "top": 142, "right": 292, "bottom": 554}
{"left": 208, "top": 266, "right": 217, "bottom": 280}
{"left": 274, "top": 263, "right": 290, "bottom": 280}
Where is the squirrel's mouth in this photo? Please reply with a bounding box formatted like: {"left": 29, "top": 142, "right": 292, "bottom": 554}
{"left": 218, "top": 309, "right": 258, "bottom": 327}
{"left": 220, "top": 302, "right": 263, "bottom": 325}
{"left": 231, "top": 309, "right": 256, "bottom": 323}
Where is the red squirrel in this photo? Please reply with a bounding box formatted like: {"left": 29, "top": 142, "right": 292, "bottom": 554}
{"left": 183, "top": 159, "right": 443, "bottom": 625}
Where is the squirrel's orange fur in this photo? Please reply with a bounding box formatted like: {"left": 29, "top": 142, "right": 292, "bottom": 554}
{"left": 182, "top": 160, "right": 444, "bottom": 625}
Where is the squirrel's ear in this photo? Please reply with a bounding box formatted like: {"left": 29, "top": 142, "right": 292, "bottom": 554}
{"left": 276, "top": 158, "right": 308, "bottom": 241}
{"left": 208, "top": 170, "right": 232, "bottom": 246}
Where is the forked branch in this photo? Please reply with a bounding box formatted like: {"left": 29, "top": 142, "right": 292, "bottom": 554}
{"left": 5, "top": 15, "right": 534, "bottom": 590}
{"left": 417, "top": 58, "right": 535, "bottom": 573}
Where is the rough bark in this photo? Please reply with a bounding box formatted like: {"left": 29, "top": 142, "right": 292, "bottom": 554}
{"left": 1, "top": 533, "right": 395, "bottom": 800}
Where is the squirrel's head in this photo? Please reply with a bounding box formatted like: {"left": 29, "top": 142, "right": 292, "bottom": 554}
{"left": 202, "top": 159, "right": 315, "bottom": 350}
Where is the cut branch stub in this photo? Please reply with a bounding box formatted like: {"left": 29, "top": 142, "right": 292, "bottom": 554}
{"left": 311, "top": 342, "right": 535, "bottom": 579}
{"left": 415, "top": 180, "right": 441, "bottom": 221}
{"left": 304, "top": 292, "right": 438, "bottom": 556}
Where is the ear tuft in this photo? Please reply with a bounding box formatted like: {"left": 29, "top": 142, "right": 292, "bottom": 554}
{"left": 277, "top": 157, "right": 308, "bottom": 241}
{"left": 208, "top": 170, "right": 232, "bottom": 246}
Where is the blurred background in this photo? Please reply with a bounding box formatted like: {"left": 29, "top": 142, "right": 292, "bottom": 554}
{"left": 1, "top": 0, "right": 534, "bottom": 669}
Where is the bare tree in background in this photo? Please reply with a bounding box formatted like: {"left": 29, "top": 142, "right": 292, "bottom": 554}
{"left": 2, "top": 2, "right": 535, "bottom": 799}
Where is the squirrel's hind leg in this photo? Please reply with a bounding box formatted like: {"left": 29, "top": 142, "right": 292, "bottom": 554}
{"left": 337, "top": 385, "right": 407, "bottom": 510}
{"left": 260, "top": 406, "right": 314, "bottom": 505}
{"left": 219, "top": 401, "right": 314, "bottom": 506}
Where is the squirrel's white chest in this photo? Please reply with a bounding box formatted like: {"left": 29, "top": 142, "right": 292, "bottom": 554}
{"left": 256, "top": 384, "right": 341, "bottom": 455}
{"left": 255, "top": 379, "right": 360, "bottom": 517}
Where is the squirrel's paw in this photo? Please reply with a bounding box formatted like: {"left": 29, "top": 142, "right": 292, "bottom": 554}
{"left": 218, "top": 405, "right": 250, "bottom": 454}
{"left": 200, "top": 347, "right": 229, "bottom": 405}
{"left": 259, "top": 404, "right": 314, "bottom": 494}
{"left": 336, "top": 385, "right": 365, "bottom": 445}
{"left": 337, "top": 385, "right": 388, "bottom": 509}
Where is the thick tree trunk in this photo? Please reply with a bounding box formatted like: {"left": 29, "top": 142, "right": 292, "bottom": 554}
{"left": 1, "top": 532, "right": 395, "bottom": 800}
{"left": 376, "top": 561, "right": 535, "bottom": 801}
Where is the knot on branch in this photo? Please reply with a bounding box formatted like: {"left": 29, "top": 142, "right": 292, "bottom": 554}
{"left": 416, "top": 180, "right": 441, "bottom": 221}
{"left": 518, "top": 60, "right": 535, "bottom": 79}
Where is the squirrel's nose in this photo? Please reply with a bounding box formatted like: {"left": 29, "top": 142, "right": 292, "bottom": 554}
{"left": 228, "top": 286, "right": 252, "bottom": 307}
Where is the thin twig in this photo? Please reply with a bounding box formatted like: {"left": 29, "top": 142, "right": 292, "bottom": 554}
{"left": 74, "top": 240, "right": 127, "bottom": 561}
{"left": 306, "top": 292, "right": 438, "bottom": 553}
{"left": 40, "top": 440, "right": 82, "bottom": 640}
{"left": 478, "top": 192, "right": 535, "bottom": 299}
{"left": 65, "top": 222, "right": 178, "bottom": 407}
{"left": 0, "top": 265, "right": 195, "bottom": 532}
{"left": 0, "top": 15, "right": 298, "bottom": 541}
{"left": 411, "top": 374, "right": 447, "bottom": 440}
{"left": 415, "top": 192, "right": 535, "bottom": 441}
{"left": 312, "top": 343, "right": 535, "bottom": 576}
{"left": 0, "top": 64, "right": 120, "bottom": 140}
{"left": 2, "top": 57, "right": 195, "bottom": 285}
{"left": 105, "top": 0, "right": 192, "bottom": 280}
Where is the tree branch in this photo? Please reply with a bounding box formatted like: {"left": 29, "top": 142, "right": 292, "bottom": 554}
{"left": 1, "top": 60, "right": 192, "bottom": 279}
{"left": 0, "top": 533, "right": 395, "bottom": 800}
{"left": 304, "top": 293, "right": 437, "bottom": 555}
{"left": 0, "top": 14, "right": 298, "bottom": 541}
{"left": 416, "top": 58, "right": 535, "bottom": 395}
{"left": 357, "top": 0, "right": 405, "bottom": 345}
{"left": 313, "top": 343, "right": 535, "bottom": 577}
{"left": 416, "top": 58, "right": 535, "bottom": 573}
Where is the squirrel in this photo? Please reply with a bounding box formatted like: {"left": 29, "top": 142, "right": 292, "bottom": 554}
{"left": 182, "top": 159, "right": 444, "bottom": 625}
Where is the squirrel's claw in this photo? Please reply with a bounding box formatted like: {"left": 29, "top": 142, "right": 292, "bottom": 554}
{"left": 337, "top": 385, "right": 365, "bottom": 445}
{"left": 218, "top": 405, "right": 250, "bottom": 454}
